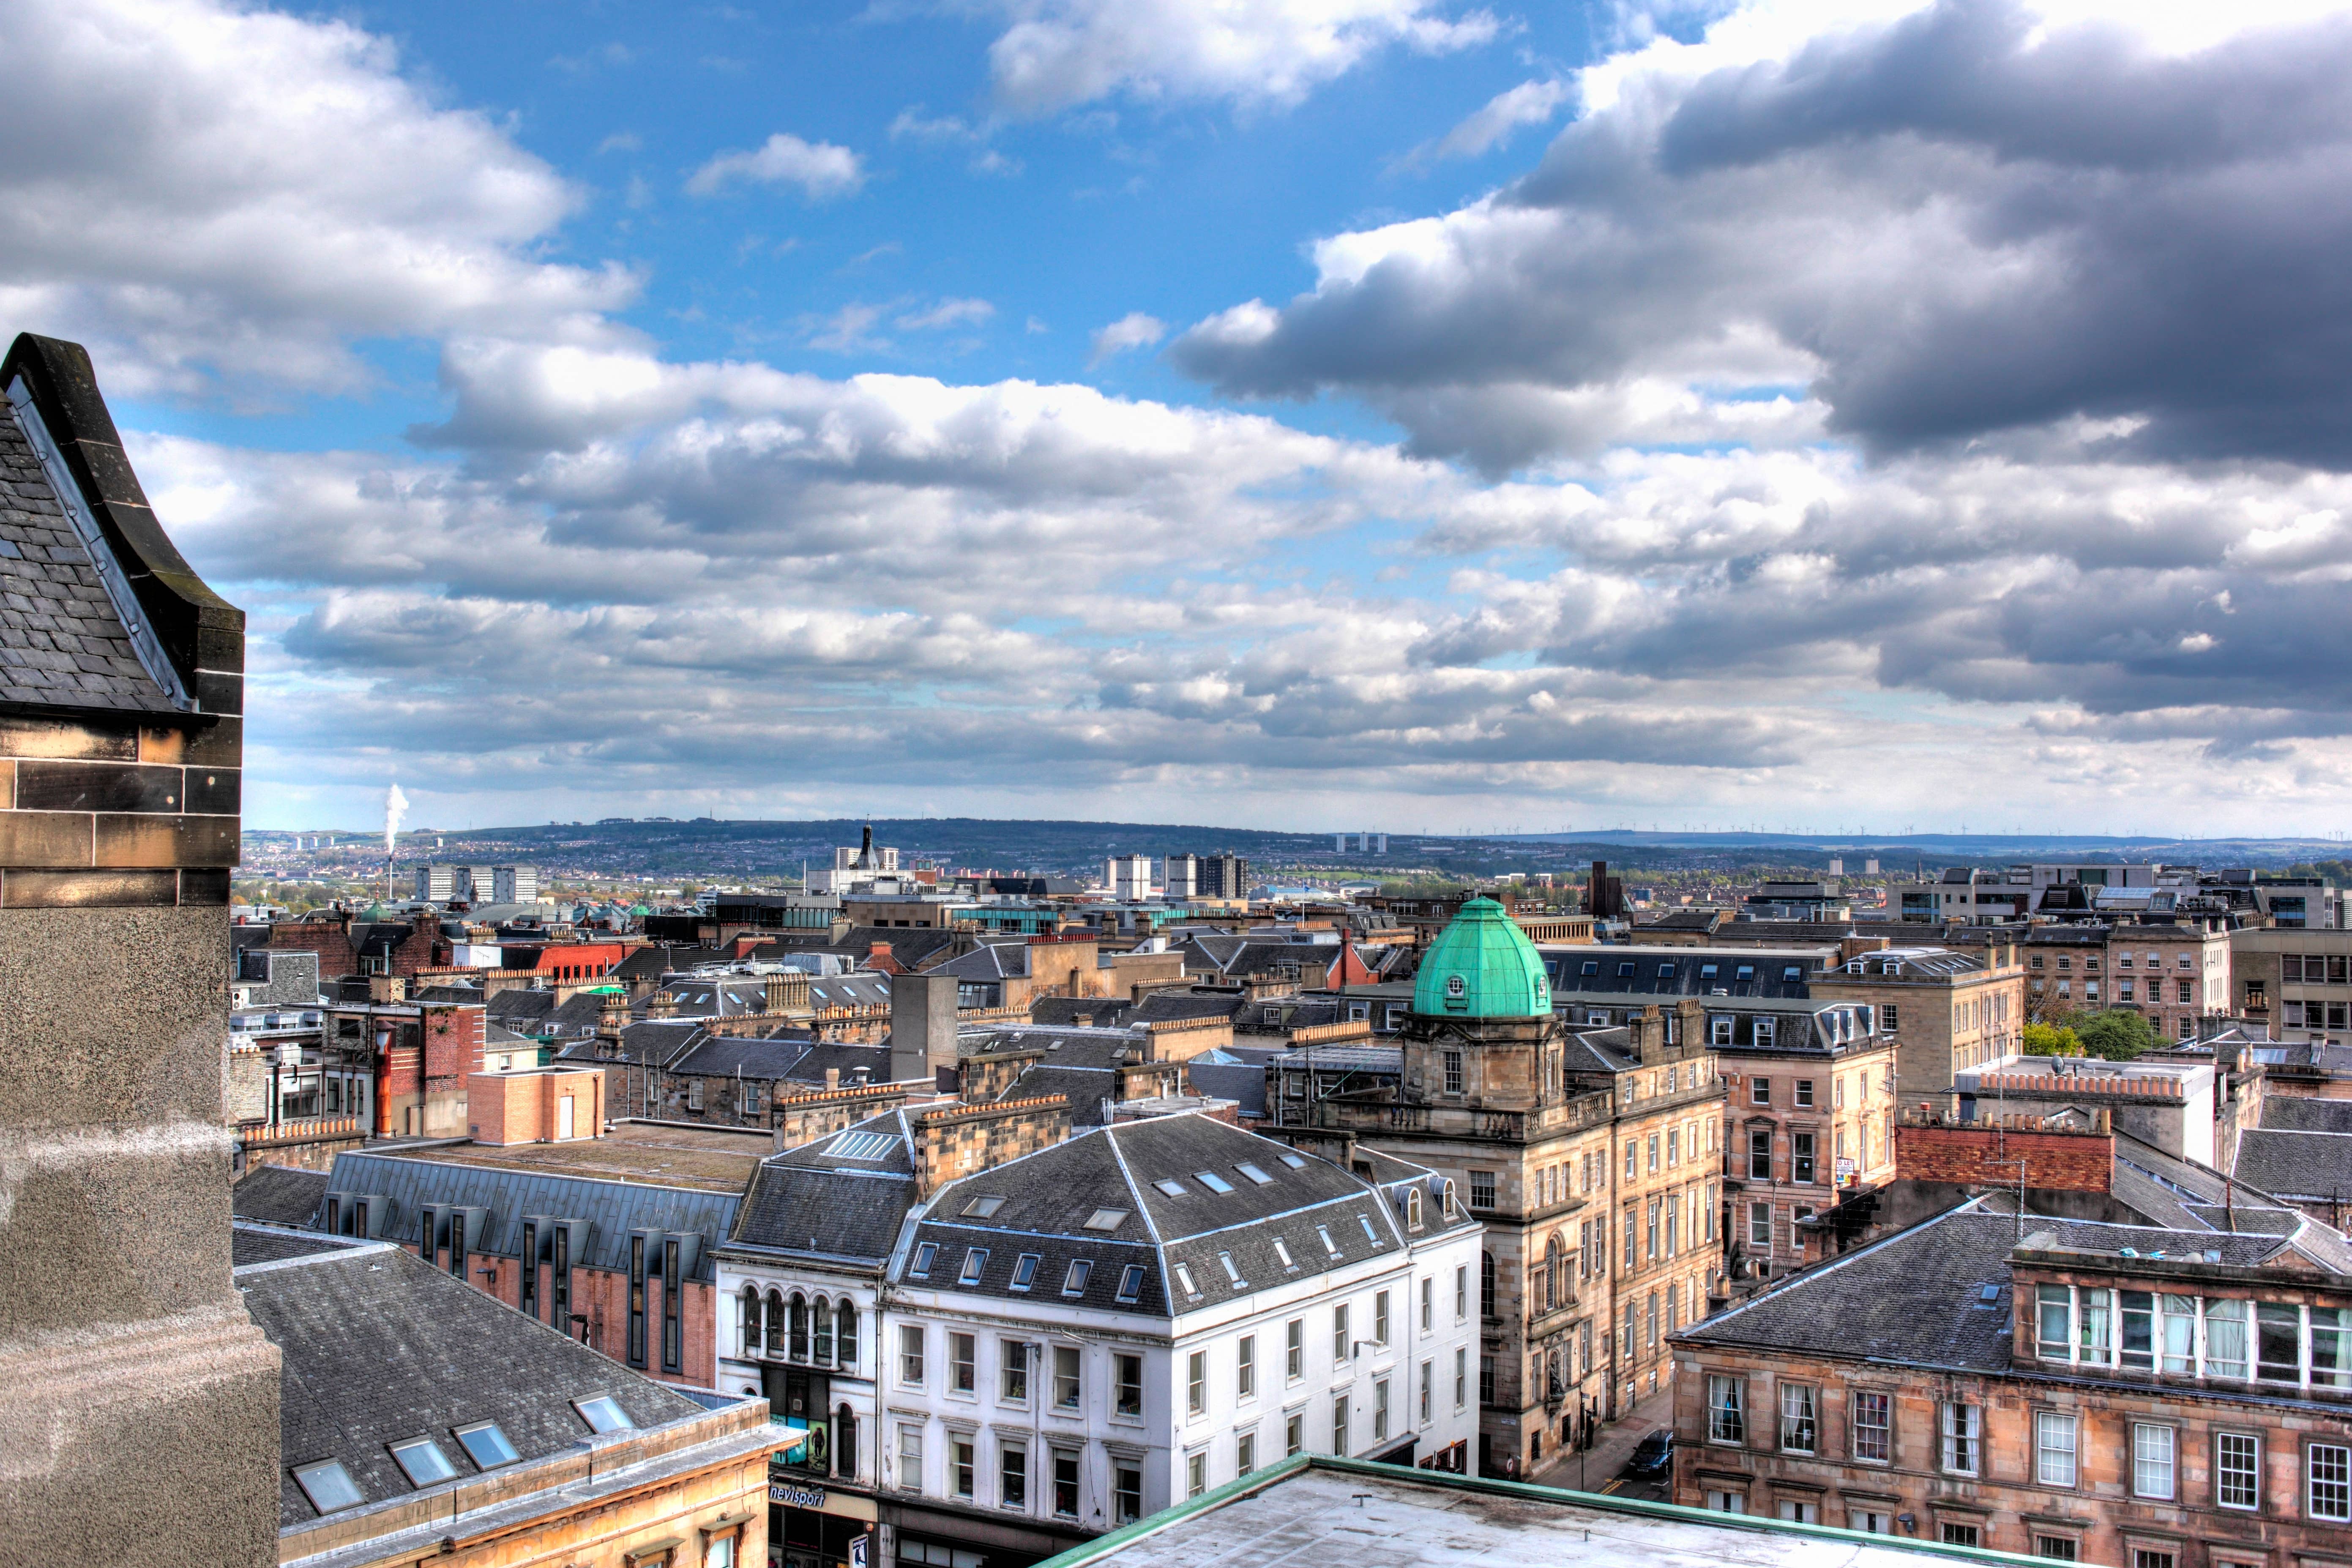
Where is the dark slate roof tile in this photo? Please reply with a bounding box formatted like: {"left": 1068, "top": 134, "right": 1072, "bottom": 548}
{"left": 236, "top": 1231, "right": 708, "bottom": 1527}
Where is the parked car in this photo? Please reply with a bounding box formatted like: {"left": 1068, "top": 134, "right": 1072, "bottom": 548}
{"left": 1626, "top": 1430, "right": 1674, "bottom": 1477}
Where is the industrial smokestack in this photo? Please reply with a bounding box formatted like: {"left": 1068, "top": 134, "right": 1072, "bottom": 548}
{"left": 384, "top": 782, "right": 409, "bottom": 903}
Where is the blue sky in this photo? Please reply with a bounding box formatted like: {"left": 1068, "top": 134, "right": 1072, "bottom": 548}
{"left": 11, "top": 0, "right": 2352, "bottom": 836}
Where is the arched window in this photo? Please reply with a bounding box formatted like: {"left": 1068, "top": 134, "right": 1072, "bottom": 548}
{"left": 765, "top": 1289, "right": 784, "bottom": 1355}
{"left": 814, "top": 1297, "right": 835, "bottom": 1366}
{"left": 1442, "top": 1180, "right": 1459, "bottom": 1219}
{"left": 788, "top": 1293, "right": 809, "bottom": 1361}
{"left": 740, "top": 1285, "right": 762, "bottom": 1357}
{"left": 836, "top": 1300, "right": 858, "bottom": 1368}
{"left": 834, "top": 1403, "right": 858, "bottom": 1481}
{"left": 1545, "top": 1234, "right": 1563, "bottom": 1312}
{"left": 1406, "top": 1188, "right": 1424, "bottom": 1230}
{"left": 1480, "top": 1250, "right": 1495, "bottom": 1319}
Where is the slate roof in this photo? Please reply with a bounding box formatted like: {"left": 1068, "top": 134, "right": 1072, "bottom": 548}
{"left": 318, "top": 1149, "right": 743, "bottom": 1278}
{"left": 0, "top": 389, "right": 171, "bottom": 710}
{"left": 1547, "top": 947, "right": 1822, "bottom": 1000}
{"left": 233, "top": 1164, "right": 331, "bottom": 1228}
{"left": 2234, "top": 1128, "right": 2352, "bottom": 1203}
{"left": 932, "top": 942, "right": 1035, "bottom": 981}
{"left": 1131, "top": 992, "right": 1246, "bottom": 1026}
{"left": 1031, "top": 995, "right": 1138, "bottom": 1028}
{"left": 232, "top": 1224, "right": 349, "bottom": 1266}
{"left": 901, "top": 1113, "right": 1469, "bottom": 1322}
{"left": 2264, "top": 1098, "right": 2352, "bottom": 1136}
{"left": 728, "top": 1109, "right": 925, "bottom": 1263}
{"left": 1678, "top": 1202, "right": 2021, "bottom": 1371}
{"left": 486, "top": 989, "right": 557, "bottom": 1028}
{"left": 235, "top": 1227, "right": 707, "bottom": 1527}
{"left": 553, "top": 1020, "right": 708, "bottom": 1068}
{"left": 1183, "top": 1060, "right": 1269, "bottom": 1117}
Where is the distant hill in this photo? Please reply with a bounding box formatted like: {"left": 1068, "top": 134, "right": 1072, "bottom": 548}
{"left": 240, "top": 814, "right": 2341, "bottom": 882}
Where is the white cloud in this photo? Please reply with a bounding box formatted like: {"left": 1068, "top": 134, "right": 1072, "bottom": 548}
{"left": 0, "top": 0, "right": 630, "bottom": 397}
{"left": 897, "top": 298, "right": 997, "bottom": 330}
{"left": 1089, "top": 311, "right": 1167, "bottom": 365}
{"left": 981, "top": 0, "right": 1502, "bottom": 117}
{"left": 686, "top": 133, "right": 865, "bottom": 199}
{"left": 1392, "top": 77, "right": 1573, "bottom": 171}
{"left": 1175, "top": 0, "right": 2352, "bottom": 474}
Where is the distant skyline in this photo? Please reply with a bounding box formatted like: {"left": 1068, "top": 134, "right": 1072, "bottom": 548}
{"left": 14, "top": 0, "right": 2352, "bottom": 835}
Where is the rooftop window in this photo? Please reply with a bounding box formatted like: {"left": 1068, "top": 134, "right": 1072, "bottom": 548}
{"left": 1175, "top": 1263, "right": 1201, "bottom": 1298}
{"left": 1317, "top": 1225, "right": 1342, "bottom": 1259}
{"left": 1153, "top": 1178, "right": 1189, "bottom": 1197}
{"left": 1358, "top": 1214, "right": 1382, "bottom": 1247}
{"left": 1011, "top": 1253, "right": 1041, "bottom": 1291}
{"left": 1117, "top": 1264, "right": 1147, "bottom": 1303}
{"left": 292, "top": 1460, "right": 363, "bottom": 1515}
{"left": 454, "top": 1422, "right": 519, "bottom": 1470}
{"left": 389, "top": 1437, "right": 458, "bottom": 1487}
{"left": 574, "top": 1396, "right": 633, "bottom": 1434}
{"left": 1277, "top": 1153, "right": 1307, "bottom": 1169}
{"left": 1194, "top": 1171, "right": 1234, "bottom": 1193}
{"left": 1062, "top": 1259, "right": 1092, "bottom": 1296}
{"left": 828, "top": 1131, "right": 894, "bottom": 1161}
{"left": 1235, "top": 1162, "right": 1273, "bottom": 1186}
{"left": 962, "top": 1195, "right": 1005, "bottom": 1218}
{"left": 1273, "top": 1237, "right": 1296, "bottom": 1270}
{"left": 1084, "top": 1208, "right": 1128, "bottom": 1231}
{"left": 1219, "top": 1250, "right": 1244, "bottom": 1286}
{"left": 959, "top": 1247, "right": 989, "bottom": 1285}
{"left": 911, "top": 1242, "right": 937, "bottom": 1277}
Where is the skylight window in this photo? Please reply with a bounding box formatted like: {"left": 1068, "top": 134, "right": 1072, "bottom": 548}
{"left": 910, "top": 1242, "right": 937, "bottom": 1278}
{"left": 1063, "top": 1259, "right": 1093, "bottom": 1296}
{"left": 1011, "top": 1253, "right": 1041, "bottom": 1291}
{"left": 1580, "top": 960, "right": 1599, "bottom": 975}
{"left": 1084, "top": 1208, "right": 1128, "bottom": 1231}
{"left": 1359, "top": 1214, "right": 1382, "bottom": 1246}
{"left": 292, "top": 1460, "right": 362, "bottom": 1515}
{"left": 1317, "top": 1225, "right": 1341, "bottom": 1259}
{"left": 1277, "top": 1153, "right": 1306, "bottom": 1169}
{"left": 1153, "top": 1178, "right": 1189, "bottom": 1197}
{"left": 828, "top": 1131, "right": 893, "bottom": 1161}
{"left": 389, "top": 1437, "right": 457, "bottom": 1487}
{"left": 1194, "top": 1170, "right": 1234, "bottom": 1193}
{"left": 1117, "top": 1264, "right": 1146, "bottom": 1303}
{"left": 959, "top": 1247, "right": 990, "bottom": 1285}
{"left": 1174, "top": 1262, "right": 1200, "bottom": 1297}
{"left": 574, "top": 1397, "right": 633, "bottom": 1434}
{"left": 962, "top": 1195, "right": 1005, "bottom": 1218}
{"left": 454, "top": 1423, "right": 519, "bottom": 1470}
{"left": 1735, "top": 965, "right": 1756, "bottom": 981}
{"left": 1218, "top": 1250, "right": 1243, "bottom": 1286}
{"left": 1273, "top": 1238, "right": 1295, "bottom": 1270}
{"left": 1235, "top": 1162, "right": 1273, "bottom": 1186}
{"left": 1617, "top": 961, "right": 1636, "bottom": 976}
{"left": 1700, "top": 964, "right": 1718, "bottom": 980}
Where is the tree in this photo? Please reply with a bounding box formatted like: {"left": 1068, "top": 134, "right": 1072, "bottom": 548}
{"left": 2073, "top": 1008, "right": 2158, "bottom": 1061}
{"left": 2021, "top": 1021, "right": 2083, "bottom": 1057}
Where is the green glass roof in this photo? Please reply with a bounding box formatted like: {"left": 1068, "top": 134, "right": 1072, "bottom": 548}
{"left": 1412, "top": 897, "right": 1552, "bottom": 1019}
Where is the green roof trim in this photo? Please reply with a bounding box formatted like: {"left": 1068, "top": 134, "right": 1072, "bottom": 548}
{"left": 1411, "top": 896, "right": 1551, "bottom": 1018}
{"left": 1026, "top": 1454, "right": 2056, "bottom": 1568}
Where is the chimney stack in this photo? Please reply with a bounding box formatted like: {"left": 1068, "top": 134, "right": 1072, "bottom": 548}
{"left": 891, "top": 970, "right": 961, "bottom": 1084}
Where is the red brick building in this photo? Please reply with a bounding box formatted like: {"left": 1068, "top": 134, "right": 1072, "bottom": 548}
{"left": 329, "top": 997, "right": 487, "bottom": 1138}
{"left": 270, "top": 907, "right": 450, "bottom": 979}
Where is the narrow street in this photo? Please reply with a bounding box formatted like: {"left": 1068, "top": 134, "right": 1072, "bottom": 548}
{"left": 1530, "top": 1385, "right": 1676, "bottom": 1502}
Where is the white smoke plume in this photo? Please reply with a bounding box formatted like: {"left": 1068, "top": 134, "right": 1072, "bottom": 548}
{"left": 384, "top": 781, "right": 409, "bottom": 854}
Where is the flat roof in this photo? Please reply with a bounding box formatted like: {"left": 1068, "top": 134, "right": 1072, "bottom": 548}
{"left": 398, "top": 1118, "right": 770, "bottom": 1192}
{"left": 1035, "top": 1456, "right": 2037, "bottom": 1568}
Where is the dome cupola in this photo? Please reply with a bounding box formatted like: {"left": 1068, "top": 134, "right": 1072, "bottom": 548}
{"left": 1411, "top": 897, "right": 1552, "bottom": 1019}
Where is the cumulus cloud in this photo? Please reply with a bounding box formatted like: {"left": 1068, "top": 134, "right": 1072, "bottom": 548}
{"left": 1391, "top": 77, "right": 1574, "bottom": 171}
{"left": 1089, "top": 312, "right": 1167, "bottom": 365}
{"left": 980, "top": 0, "right": 1502, "bottom": 117}
{"left": 686, "top": 133, "right": 865, "bottom": 199}
{"left": 1175, "top": 0, "right": 2352, "bottom": 474}
{"left": 0, "top": 0, "right": 630, "bottom": 397}
{"left": 40, "top": 0, "right": 2352, "bottom": 831}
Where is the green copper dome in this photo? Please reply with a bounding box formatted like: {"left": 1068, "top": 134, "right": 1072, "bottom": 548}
{"left": 1412, "top": 897, "right": 1552, "bottom": 1018}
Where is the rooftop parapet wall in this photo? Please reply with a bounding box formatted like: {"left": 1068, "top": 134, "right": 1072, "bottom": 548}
{"left": 1896, "top": 1115, "right": 2113, "bottom": 1194}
